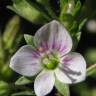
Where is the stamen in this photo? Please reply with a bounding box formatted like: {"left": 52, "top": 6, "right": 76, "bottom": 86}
{"left": 38, "top": 47, "right": 44, "bottom": 52}
{"left": 43, "top": 58, "right": 49, "bottom": 64}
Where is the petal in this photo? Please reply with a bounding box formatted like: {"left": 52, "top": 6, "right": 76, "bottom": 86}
{"left": 10, "top": 45, "right": 42, "bottom": 77}
{"left": 55, "top": 68, "right": 72, "bottom": 84}
{"left": 34, "top": 20, "right": 72, "bottom": 55}
{"left": 60, "top": 52, "right": 86, "bottom": 84}
{"left": 34, "top": 70, "right": 55, "bottom": 96}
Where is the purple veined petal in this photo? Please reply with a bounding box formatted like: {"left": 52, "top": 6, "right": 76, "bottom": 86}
{"left": 55, "top": 68, "right": 72, "bottom": 84}
{"left": 10, "top": 45, "right": 42, "bottom": 77}
{"left": 34, "top": 70, "right": 55, "bottom": 96}
{"left": 34, "top": 20, "right": 72, "bottom": 55}
{"left": 59, "top": 52, "right": 86, "bottom": 84}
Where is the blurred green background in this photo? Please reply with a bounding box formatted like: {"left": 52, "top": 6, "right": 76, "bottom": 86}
{"left": 0, "top": 0, "right": 96, "bottom": 96}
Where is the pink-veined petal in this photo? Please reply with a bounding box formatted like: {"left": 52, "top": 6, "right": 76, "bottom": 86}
{"left": 60, "top": 52, "right": 86, "bottom": 84}
{"left": 34, "top": 70, "right": 55, "bottom": 96}
{"left": 10, "top": 45, "right": 42, "bottom": 77}
{"left": 34, "top": 20, "right": 72, "bottom": 55}
{"left": 55, "top": 68, "right": 72, "bottom": 84}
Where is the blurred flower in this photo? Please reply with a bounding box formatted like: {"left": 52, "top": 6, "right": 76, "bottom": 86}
{"left": 86, "top": 19, "right": 96, "bottom": 32}
{"left": 10, "top": 20, "right": 86, "bottom": 96}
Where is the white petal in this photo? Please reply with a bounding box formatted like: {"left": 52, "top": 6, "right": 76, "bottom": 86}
{"left": 34, "top": 70, "right": 55, "bottom": 96}
{"left": 34, "top": 20, "right": 72, "bottom": 55}
{"left": 10, "top": 45, "right": 42, "bottom": 77}
{"left": 60, "top": 52, "right": 86, "bottom": 83}
{"left": 55, "top": 68, "right": 72, "bottom": 84}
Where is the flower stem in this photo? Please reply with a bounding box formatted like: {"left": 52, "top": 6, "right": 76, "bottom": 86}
{"left": 87, "top": 64, "right": 96, "bottom": 76}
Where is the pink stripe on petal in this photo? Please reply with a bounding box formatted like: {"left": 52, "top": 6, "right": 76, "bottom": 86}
{"left": 10, "top": 45, "right": 42, "bottom": 76}
{"left": 32, "top": 51, "right": 40, "bottom": 58}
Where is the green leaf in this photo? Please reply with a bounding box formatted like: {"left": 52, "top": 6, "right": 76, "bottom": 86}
{"left": 9, "top": 34, "right": 23, "bottom": 54}
{"left": 72, "top": 0, "right": 81, "bottom": 17}
{"left": 78, "top": 0, "right": 96, "bottom": 22}
{"left": 0, "top": 81, "right": 10, "bottom": 96}
{"left": 3, "top": 16, "right": 20, "bottom": 50}
{"left": 76, "top": 32, "right": 81, "bottom": 41}
{"left": 37, "top": 0, "right": 57, "bottom": 19}
{"left": 15, "top": 76, "right": 32, "bottom": 85}
{"left": 1, "top": 65, "right": 13, "bottom": 80}
{"left": 69, "top": 21, "right": 78, "bottom": 33}
{"left": 0, "top": 35, "right": 5, "bottom": 61}
{"left": 79, "top": 18, "right": 87, "bottom": 30}
{"left": 11, "top": 91, "right": 35, "bottom": 96}
{"left": 61, "top": 14, "right": 74, "bottom": 31}
{"left": 55, "top": 79, "right": 70, "bottom": 96}
{"left": 60, "top": 0, "right": 68, "bottom": 10}
{"left": 7, "top": 0, "right": 50, "bottom": 24}
{"left": 60, "top": 0, "right": 75, "bottom": 19}
{"left": 72, "top": 32, "right": 81, "bottom": 50}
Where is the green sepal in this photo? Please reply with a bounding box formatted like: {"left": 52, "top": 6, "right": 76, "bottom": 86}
{"left": 15, "top": 76, "right": 33, "bottom": 85}
{"left": 24, "top": 34, "right": 34, "bottom": 45}
{"left": 55, "top": 79, "right": 70, "bottom": 96}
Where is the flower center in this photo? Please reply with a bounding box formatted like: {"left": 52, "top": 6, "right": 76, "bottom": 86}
{"left": 41, "top": 54, "right": 59, "bottom": 70}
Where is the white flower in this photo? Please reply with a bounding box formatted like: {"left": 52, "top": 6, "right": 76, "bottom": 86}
{"left": 10, "top": 20, "right": 86, "bottom": 96}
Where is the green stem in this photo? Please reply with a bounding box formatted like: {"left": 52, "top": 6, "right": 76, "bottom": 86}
{"left": 87, "top": 64, "right": 96, "bottom": 76}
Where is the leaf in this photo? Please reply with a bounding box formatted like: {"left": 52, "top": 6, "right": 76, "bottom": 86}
{"left": 37, "top": 0, "right": 57, "bottom": 19}
{"left": 60, "top": 0, "right": 75, "bottom": 17}
{"left": 0, "top": 81, "right": 10, "bottom": 96}
{"left": 55, "top": 79, "right": 70, "bottom": 96}
{"left": 11, "top": 91, "right": 35, "bottom": 96}
{"left": 79, "top": 18, "right": 87, "bottom": 30}
{"left": 72, "top": 0, "right": 81, "bottom": 17}
{"left": 9, "top": 34, "right": 23, "bottom": 54}
{"left": 3, "top": 15, "right": 20, "bottom": 50}
{"left": 0, "top": 35, "right": 5, "bottom": 60}
{"left": 7, "top": 0, "right": 50, "bottom": 24}
{"left": 15, "top": 76, "right": 32, "bottom": 85}
{"left": 72, "top": 32, "right": 81, "bottom": 50}
{"left": 61, "top": 14, "right": 74, "bottom": 31}
{"left": 78, "top": 0, "right": 96, "bottom": 22}
{"left": 76, "top": 32, "right": 81, "bottom": 41}
{"left": 60, "top": 0, "right": 68, "bottom": 10}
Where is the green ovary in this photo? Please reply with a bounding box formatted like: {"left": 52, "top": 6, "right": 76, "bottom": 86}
{"left": 42, "top": 56, "right": 59, "bottom": 70}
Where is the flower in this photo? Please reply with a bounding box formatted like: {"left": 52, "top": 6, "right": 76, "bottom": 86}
{"left": 10, "top": 20, "right": 86, "bottom": 96}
